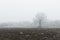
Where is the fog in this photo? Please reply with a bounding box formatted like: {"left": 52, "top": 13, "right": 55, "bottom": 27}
{"left": 0, "top": 0, "right": 60, "bottom": 28}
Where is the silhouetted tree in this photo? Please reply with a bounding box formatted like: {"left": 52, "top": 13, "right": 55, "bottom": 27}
{"left": 33, "top": 12, "right": 46, "bottom": 28}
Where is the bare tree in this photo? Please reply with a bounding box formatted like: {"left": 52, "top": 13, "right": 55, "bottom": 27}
{"left": 33, "top": 12, "right": 46, "bottom": 28}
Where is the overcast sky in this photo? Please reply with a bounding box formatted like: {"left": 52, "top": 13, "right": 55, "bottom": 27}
{"left": 0, "top": 0, "right": 60, "bottom": 23}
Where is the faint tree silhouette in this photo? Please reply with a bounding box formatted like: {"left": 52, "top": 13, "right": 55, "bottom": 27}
{"left": 33, "top": 12, "right": 46, "bottom": 28}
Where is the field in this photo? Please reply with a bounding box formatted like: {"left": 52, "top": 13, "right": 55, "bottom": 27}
{"left": 0, "top": 28, "right": 60, "bottom": 40}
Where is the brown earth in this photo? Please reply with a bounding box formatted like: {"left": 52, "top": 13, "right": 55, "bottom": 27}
{"left": 0, "top": 28, "right": 60, "bottom": 40}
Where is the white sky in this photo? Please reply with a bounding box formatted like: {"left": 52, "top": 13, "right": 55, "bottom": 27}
{"left": 0, "top": 0, "right": 60, "bottom": 23}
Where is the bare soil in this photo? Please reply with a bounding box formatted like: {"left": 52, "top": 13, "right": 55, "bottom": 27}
{"left": 0, "top": 28, "right": 60, "bottom": 40}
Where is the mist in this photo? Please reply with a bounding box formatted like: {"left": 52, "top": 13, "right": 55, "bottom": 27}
{"left": 0, "top": 0, "right": 60, "bottom": 28}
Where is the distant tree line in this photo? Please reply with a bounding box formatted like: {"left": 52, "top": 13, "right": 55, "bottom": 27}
{"left": 0, "top": 12, "right": 60, "bottom": 28}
